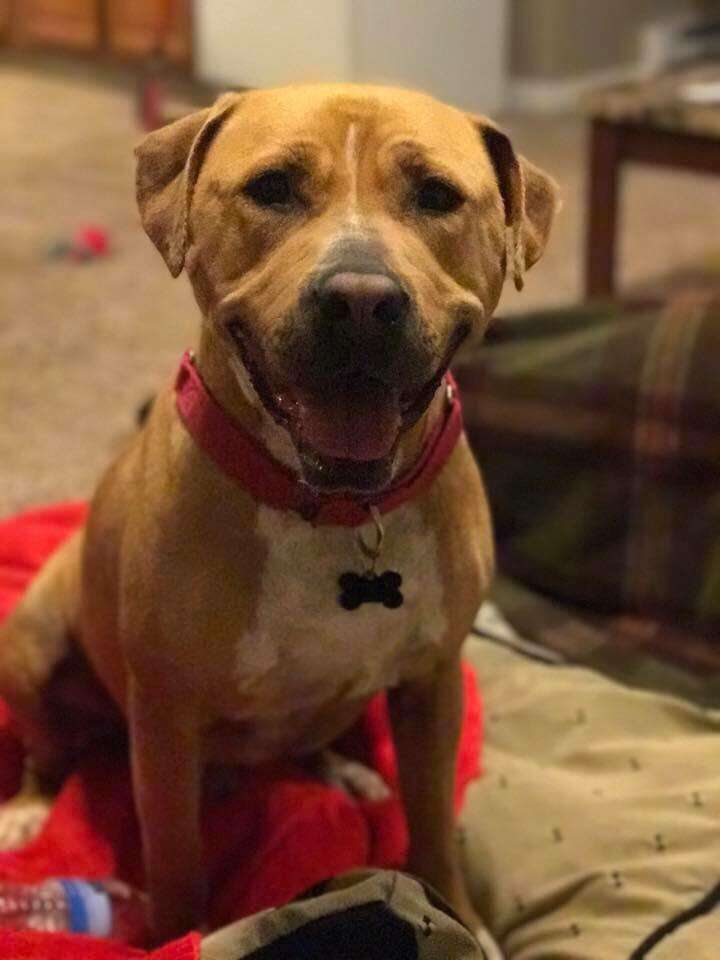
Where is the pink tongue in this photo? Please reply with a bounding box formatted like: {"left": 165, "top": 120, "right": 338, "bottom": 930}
{"left": 297, "top": 396, "right": 401, "bottom": 461}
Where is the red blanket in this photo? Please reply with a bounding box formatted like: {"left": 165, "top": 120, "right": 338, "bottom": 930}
{"left": 0, "top": 503, "right": 482, "bottom": 959}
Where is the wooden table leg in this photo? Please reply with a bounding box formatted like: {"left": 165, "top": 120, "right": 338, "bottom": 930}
{"left": 585, "top": 119, "right": 623, "bottom": 300}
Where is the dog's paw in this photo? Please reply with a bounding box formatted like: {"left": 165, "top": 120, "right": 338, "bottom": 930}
{"left": 0, "top": 795, "right": 52, "bottom": 851}
{"left": 318, "top": 750, "right": 391, "bottom": 802}
{"left": 473, "top": 923, "right": 505, "bottom": 960}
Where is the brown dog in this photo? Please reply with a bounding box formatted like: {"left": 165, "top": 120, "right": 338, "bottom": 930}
{"left": 0, "top": 84, "right": 557, "bottom": 941}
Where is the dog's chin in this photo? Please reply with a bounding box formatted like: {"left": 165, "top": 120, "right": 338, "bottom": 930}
{"left": 296, "top": 445, "right": 396, "bottom": 495}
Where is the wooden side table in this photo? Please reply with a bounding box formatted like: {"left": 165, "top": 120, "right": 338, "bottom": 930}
{"left": 585, "top": 67, "right": 720, "bottom": 300}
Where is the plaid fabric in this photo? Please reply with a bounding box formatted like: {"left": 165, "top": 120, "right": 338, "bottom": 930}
{"left": 455, "top": 290, "right": 720, "bottom": 635}
{"left": 481, "top": 579, "right": 720, "bottom": 698}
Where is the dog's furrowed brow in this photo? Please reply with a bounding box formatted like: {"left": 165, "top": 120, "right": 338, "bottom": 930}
{"left": 241, "top": 141, "right": 325, "bottom": 187}
{"left": 387, "top": 139, "right": 464, "bottom": 185}
{"left": 385, "top": 137, "right": 496, "bottom": 206}
{"left": 206, "top": 141, "right": 327, "bottom": 197}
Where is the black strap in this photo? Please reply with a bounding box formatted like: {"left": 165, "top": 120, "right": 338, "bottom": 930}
{"left": 629, "top": 879, "right": 720, "bottom": 959}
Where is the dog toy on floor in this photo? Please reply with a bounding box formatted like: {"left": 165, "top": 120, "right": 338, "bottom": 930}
{"left": 46, "top": 225, "right": 110, "bottom": 263}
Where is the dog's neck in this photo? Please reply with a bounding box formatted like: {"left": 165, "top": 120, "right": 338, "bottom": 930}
{"left": 195, "top": 323, "right": 445, "bottom": 485}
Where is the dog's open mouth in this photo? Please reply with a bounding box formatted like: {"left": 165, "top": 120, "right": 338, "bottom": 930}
{"left": 284, "top": 385, "right": 404, "bottom": 494}
{"left": 227, "top": 322, "right": 451, "bottom": 495}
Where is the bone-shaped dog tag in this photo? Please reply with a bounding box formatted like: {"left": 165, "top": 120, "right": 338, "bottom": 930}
{"left": 338, "top": 570, "right": 404, "bottom": 610}
{"left": 339, "top": 507, "right": 404, "bottom": 610}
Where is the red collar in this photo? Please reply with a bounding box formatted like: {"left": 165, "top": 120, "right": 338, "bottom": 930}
{"left": 174, "top": 351, "right": 463, "bottom": 527}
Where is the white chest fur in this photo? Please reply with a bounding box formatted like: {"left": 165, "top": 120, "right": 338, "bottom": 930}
{"left": 234, "top": 502, "right": 447, "bottom": 719}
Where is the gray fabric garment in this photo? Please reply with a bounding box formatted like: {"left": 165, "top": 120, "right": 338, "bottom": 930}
{"left": 201, "top": 870, "right": 503, "bottom": 959}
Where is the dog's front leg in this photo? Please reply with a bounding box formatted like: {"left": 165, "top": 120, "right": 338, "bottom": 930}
{"left": 388, "top": 652, "right": 477, "bottom": 925}
{"left": 128, "top": 676, "right": 205, "bottom": 942}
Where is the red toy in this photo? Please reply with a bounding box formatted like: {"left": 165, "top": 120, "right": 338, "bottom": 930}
{"left": 74, "top": 225, "right": 110, "bottom": 258}
{"left": 47, "top": 226, "right": 110, "bottom": 263}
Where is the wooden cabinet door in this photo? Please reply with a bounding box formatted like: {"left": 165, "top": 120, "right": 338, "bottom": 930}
{"left": 108, "top": 0, "right": 191, "bottom": 64}
{"left": 0, "top": 1, "right": 13, "bottom": 40}
{"left": 4, "top": 0, "right": 192, "bottom": 64}
{"left": 9, "top": 0, "right": 99, "bottom": 51}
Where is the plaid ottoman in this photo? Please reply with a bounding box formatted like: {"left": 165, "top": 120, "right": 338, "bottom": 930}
{"left": 455, "top": 290, "right": 720, "bottom": 636}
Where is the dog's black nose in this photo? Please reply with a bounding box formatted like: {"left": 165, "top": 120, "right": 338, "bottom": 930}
{"left": 315, "top": 272, "right": 409, "bottom": 332}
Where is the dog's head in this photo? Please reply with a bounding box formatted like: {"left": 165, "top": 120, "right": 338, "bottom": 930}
{"left": 136, "top": 84, "right": 558, "bottom": 494}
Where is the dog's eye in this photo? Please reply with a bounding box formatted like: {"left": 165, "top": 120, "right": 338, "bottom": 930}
{"left": 243, "top": 169, "right": 294, "bottom": 208}
{"left": 416, "top": 177, "right": 465, "bottom": 214}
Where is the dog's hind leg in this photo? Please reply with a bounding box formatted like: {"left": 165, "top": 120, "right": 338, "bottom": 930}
{"left": 0, "top": 529, "right": 84, "bottom": 784}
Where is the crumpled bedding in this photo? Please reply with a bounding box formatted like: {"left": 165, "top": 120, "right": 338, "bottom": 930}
{"left": 461, "top": 598, "right": 720, "bottom": 959}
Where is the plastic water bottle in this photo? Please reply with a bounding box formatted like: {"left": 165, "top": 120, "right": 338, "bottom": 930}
{"left": 0, "top": 878, "right": 148, "bottom": 943}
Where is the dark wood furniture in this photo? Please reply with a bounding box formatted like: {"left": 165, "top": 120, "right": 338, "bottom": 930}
{"left": 1, "top": 0, "right": 192, "bottom": 65}
{"left": 585, "top": 67, "right": 720, "bottom": 300}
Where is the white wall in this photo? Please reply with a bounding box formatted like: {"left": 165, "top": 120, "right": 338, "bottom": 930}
{"left": 195, "top": 0, "right": 353, "bottom": 89}
{"left": 195, "top": 0, "right": 508, "bottom": 113}
{"left": 352, "top": 0, "right": 507, "bottom": 113}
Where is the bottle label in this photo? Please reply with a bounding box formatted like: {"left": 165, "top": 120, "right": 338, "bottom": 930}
{"left": 59, "top": 880, "right": 112, "bottom": 938}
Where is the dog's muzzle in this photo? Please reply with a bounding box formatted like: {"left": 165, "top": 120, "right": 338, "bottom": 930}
{"left": 221, "top": 248, "right": 460, "bottom": 495}
{"left": 281, "top": 261, "right": 431, "bottom": 473}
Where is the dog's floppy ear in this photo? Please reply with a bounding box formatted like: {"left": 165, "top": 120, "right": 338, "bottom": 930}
{"left": 472, "top": 115, "right": 560, "bottom": 291}
{"left": 135, "top": 93, "right": 239, "bottom": 277}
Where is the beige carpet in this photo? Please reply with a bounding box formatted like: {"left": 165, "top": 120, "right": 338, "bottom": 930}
{"left": 2, "top": 54, "right": 720, "bottom": 517}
